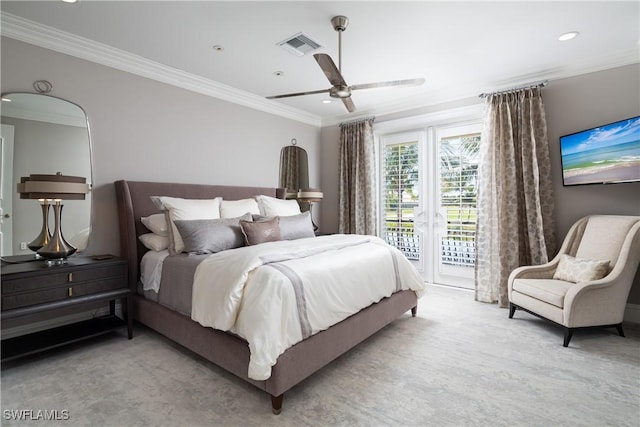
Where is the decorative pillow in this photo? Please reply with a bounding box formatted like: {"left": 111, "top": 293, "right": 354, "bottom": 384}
{"left": 151, "top": 196, "right": 222, "bottom": 255}
{"left": 255, "top": 195, "right": 301, "bottom": 217}
{"left": 254, "top": 212, "right": 315, "bottom": 240}
{"left": 240, "top": 217, "right": 281, "bottom": 245}
{"left": 553, "top": 254, "right": 610, "bottom": 283}
{"left": 220, "top": 198, "right": 260, "bottom": 218}
{"left": 174, "top": 213, "right": 252, "bottom": 254}
{"left": 141, "top": 213, "right": 169, "bottom": 236}
{"left": 138, "top": 233, "right": 169, "bottom": 251}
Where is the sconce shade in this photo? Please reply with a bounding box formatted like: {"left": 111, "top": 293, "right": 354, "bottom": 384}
{"left": 284, "top": 190, "right": 299, "bottom": 200}
{"left": 17, "top": 173, "right": 89, "bottom": 200}
{"left": 297, "top": 189, "right": 324, "bottom": 203}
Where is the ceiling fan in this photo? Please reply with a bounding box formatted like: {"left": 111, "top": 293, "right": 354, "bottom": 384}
{"left": 266, "top": 15, "right": 425, "bottom": 113}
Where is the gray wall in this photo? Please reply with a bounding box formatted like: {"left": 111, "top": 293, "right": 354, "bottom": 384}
{"left": 2, "top": 37, "right": 638, "bottom": 304}
{"left": 544, "top": 64, "right": 640, "bottom": 303}
{"left": 319, "top": 63, "right": 640, "bottom": 303}
{"left": 1, "top": 37, "right": 321, "bottom": 256}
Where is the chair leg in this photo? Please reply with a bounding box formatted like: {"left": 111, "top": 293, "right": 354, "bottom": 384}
{"left": 615, "top": 323, "right": 625, "bottom": 338}
{"left": 508, "top": 303, "right": 517, "bottom": 319}
{"left": 563, "top": 328, "right": 573, "bottom": 347}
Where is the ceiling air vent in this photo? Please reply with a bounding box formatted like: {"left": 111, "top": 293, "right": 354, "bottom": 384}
{"left": 278, "top": 32, "right": 321, "bottom": 56}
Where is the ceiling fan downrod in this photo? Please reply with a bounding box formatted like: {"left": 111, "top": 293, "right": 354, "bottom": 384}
{"left": 331, "top": 15, "right": 349, "bottom": 73}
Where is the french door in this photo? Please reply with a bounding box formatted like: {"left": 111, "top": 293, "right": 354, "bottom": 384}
{"left": 380, "top": 121, "right": 481, "bottom": 289}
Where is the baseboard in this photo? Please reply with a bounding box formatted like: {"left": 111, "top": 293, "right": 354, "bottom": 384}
{"left": 624, "top": 303, "right": 640, "bottom": 324}
{"left": 1, "top": 303, "right": 123, "bottom": 339}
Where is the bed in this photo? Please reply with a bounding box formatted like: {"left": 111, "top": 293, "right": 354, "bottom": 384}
{"left": 115, "top": 179, "right": 423, "bottom": 414}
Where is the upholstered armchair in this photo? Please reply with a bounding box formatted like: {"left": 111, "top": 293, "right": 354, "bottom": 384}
{"left": 508, "top": 215, "right": 640, "bottom": 347}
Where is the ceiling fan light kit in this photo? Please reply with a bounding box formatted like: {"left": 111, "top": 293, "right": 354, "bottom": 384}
{"left": 267, "top": 15, "right": 425, "bottom": 113}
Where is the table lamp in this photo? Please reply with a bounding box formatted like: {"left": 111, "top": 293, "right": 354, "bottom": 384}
{"left": 17, "top": 173, "right": 90, "bottom": 265}
{"left": 297, "top": 188, "right": 323, "bottom": 231}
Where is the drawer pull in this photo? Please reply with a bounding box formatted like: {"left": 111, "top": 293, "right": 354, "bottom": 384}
{"left": 68, "top": 272, "right": 73, "bottom": 282}
{"left": 68, "top": 287, "right": 73, "bottom": 297}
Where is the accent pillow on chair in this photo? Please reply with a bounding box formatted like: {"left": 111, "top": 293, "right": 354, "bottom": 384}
{"left": 552, "top": 254, "right": 610, "bottom": 283}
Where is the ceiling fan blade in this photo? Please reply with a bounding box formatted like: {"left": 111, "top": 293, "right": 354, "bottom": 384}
{"left": 342, "top": 97, "right": 356, "bottom": 113}
{"left": 350, "top": 78, "right": 426, "bottom": 91}
{"left": 313, "top": 53, "right": 348, "bottom": 87}
{"left": 266, "top": 88, "right": 330, "bottom": 99}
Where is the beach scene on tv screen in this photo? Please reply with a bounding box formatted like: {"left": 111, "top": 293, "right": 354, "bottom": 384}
{"left": 561, "top": 116, "right": 640, "bottom": 185}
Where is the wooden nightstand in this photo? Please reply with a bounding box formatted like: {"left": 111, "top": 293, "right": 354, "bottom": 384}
{"left": 1, "top": 255, "right": 132, "bottom": 361}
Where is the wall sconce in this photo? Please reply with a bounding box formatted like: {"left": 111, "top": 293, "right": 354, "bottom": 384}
{"left": 297, "top": 188, "right": 323, "bottom": 232}
{"left": 17, "top": 173, "right": 90, "bottom": 265}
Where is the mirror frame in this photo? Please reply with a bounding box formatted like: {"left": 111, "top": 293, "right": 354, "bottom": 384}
{"left": 0, "top": 92, "right": 94, "bottom": 257}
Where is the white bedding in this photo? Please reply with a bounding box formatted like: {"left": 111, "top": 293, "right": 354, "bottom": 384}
{"left": 191, "top": 234, "right": 426, "bottom": 381}
{"left": 140, "top": 249, "right": 169, "bottom": 293}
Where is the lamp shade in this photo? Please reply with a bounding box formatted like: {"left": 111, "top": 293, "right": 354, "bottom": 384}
{"left": 297, "top": 188, "right": 323, "bottom": 203}
{"left": 17, "top": 173, "right": 89, "bottom": 200}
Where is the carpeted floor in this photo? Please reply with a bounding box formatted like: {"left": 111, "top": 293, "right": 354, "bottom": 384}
{"left": 2, "top": 284, "right": 639, "bottom": 426}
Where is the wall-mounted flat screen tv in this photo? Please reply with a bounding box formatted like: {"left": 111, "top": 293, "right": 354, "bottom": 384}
{"left": 560, "top": 116, "right": 640, "bottom": 186}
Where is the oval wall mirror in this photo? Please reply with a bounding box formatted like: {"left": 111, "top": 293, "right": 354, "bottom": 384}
{"left": 279, "top": 144, "right": 309, "bottom": 199}
{"left": 0, "top": 93, "right": 92, "bottom": 257}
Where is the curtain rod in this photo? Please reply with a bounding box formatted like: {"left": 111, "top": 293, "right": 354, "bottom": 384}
{"left": 478, "top": 80, "right": 548, "bottom": 99}
{"left": 339, "top": 116, "right": 375, "bottom": 127}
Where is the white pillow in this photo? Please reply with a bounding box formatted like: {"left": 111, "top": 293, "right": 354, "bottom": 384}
{"left": 141, "top": 213, "right": 169, "bottom": 236}
{"left": 139, "top": 233, "right": 169, "bottom": 251}
{"left": 220, "top": 198, "right": 260, "bottom": 218}
{"left": 256, "top": 195, "right": 301, "bottom": 217}
{"left": 553, "top": 254, "right": 610, "bottom": 283}
{"left": 151, "top": 196, "right": 222, "bottom": 254}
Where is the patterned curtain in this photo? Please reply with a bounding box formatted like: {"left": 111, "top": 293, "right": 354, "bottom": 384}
{"left": 339, "top": 119, "right": 377, "bottom": 235}
{"left": 475, "top": 87, "right": 556, "bottom": 307}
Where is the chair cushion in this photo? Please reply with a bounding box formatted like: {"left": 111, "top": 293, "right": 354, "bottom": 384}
{"left": 512, "top": 278, "right": 574, "bottom": 308}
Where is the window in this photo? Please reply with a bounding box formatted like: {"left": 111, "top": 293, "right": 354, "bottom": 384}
{"left": 439, "top": 133, "right": 480, "bottom": 267}
{"left": 382, "top": 137, "right": 420, "bottom": 260}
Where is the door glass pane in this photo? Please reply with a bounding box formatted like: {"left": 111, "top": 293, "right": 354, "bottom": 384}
{"left": 383, "top": 141, "right": 420, "bottom": 260}
{"left": 439, "top": 133, "right": 480, "bottom": 268}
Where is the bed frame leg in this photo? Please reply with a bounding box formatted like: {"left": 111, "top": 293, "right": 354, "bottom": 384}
{"left": 271, "top": 394, "right": 283, "bottom": 415}
{"left": 411, "top": 306, "right": 417, "bottom": 317}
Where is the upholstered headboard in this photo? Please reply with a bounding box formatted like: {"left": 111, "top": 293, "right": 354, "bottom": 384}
{"left": 114, "top": 180, "right": 285, "bottom": 290}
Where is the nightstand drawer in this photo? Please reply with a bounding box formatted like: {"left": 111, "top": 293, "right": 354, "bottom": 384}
{"left": 1, "top": 264, "right": 125, "bottom": 295}
{"left": 2, "top": 277, "right": 125, "bottom": 310}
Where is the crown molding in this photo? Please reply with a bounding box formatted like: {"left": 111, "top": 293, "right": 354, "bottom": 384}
{"left": 321, "top": 48, "right": 639, "bottom": 127}
{"left": 0, "top": 13, "right": 322, "bottom": 127}
{"left": 3, "top": 13, "right": 637, "bottom": 130}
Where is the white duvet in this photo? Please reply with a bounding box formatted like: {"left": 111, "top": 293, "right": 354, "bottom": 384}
{"left": 191, "top": 234, "right": 426, "bottom": 380}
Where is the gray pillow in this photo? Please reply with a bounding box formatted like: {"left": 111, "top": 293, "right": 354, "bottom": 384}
{"left": 174, "top": 213, "right": 252, "bottom": 254}
{"left": 253, "top": 211, "right": 315, "bottom": 240}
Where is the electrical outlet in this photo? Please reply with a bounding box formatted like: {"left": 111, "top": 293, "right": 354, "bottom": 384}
{"left": 20, "top": 242, "right": 28, "bottom": 250}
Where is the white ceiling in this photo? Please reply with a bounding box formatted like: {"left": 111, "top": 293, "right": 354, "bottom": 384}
{"left": 1, "top": 1, "right": 638, "bottom": 126}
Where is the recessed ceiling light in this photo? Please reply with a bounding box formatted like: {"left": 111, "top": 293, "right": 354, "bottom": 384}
{"left": 212, "top": 45, "right": 224, "bottom": 52}
{"left": 321, "top": 99, "right": 332, "bottom": 104}
{"left": 273, "top": 71, "right": 284, "bottom": 77}
{"left": 1, "top": 97, "right": 12, "bottom": 102}
{"left": 61, "top": 0, "right": 77, "bottom": 3}
{"left": 558, "top": 31, "right": 579, "bottom": 41}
